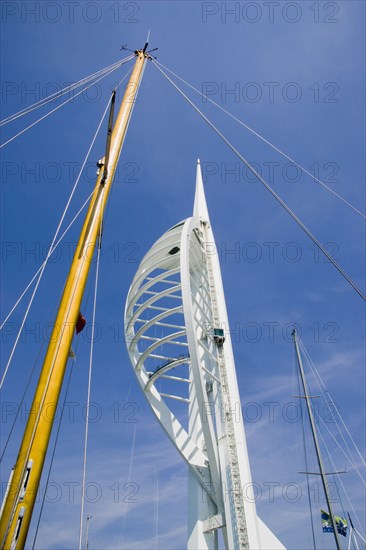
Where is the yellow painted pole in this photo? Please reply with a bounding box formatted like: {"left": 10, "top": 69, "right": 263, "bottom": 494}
{"left": 0, "top": 49, "right": 147, "bottom": 549}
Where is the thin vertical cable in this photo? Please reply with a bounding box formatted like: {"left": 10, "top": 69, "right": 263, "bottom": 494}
{"left": 78, "top": 229, "right": 102, "bottom": 550}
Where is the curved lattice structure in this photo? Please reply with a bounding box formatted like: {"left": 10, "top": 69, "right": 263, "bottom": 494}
{"left": 125, "top": 162, "right": 285, "bottom": 550}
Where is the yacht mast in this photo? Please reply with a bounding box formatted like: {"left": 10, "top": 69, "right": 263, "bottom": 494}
{"left": 292, "top": 329, "right": 342, "bottom": 550}
{"left": 0, "top": 47, "right": 149, "bottom": 549}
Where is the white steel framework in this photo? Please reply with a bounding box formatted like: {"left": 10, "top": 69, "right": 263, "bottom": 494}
{"left": 124, "top": 161, "right": 285, "bottom": 550}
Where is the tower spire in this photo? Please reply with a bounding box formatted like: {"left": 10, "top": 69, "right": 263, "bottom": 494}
{"left": 193, "top": 159, "right": 210, "bottom": 222}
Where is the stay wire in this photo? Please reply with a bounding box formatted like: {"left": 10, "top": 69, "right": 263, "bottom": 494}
{"left": 300, "top": 342, "right": 366, "bottom": 488}
{"left": 0, "top": 56, "right": 132, "bottom": 149}
{"left": 154, "top": 470, "right": 159, "bottom": 550}
{"left": 77, "top": 222, "right": 102, "bottom": 550}
{"left": 317, "top": 421, "right": 365, "bottom": 539}
{"left": 299, "top": 340, "right": 365, "bottom": 537}
{"left": 296, "top": 357, "right": 317, "bottom": 550}
{"left": 0, "top": 56, "right": 134, "bottom": 127}
{"left": 318, "top": 414, "right": 365, "bottom": 487}
{"left": 0, "top": 64, "right": 117, "bottom": 149}
{"left": 1, "top": 61, "right": 130, "bottom": 544}
{"left": 3, "top": 188, "right": 105, "bottom": 537}
{"left": 300, "top": 340, "right": 366, "bottom": 469}
{"left": 0, "top": 190, "right": 95, "bottom": 331}
{"left": 0, "top": 340, "right": 46, "bottom": 463}
{"left": 302, "top": 348, "right": 365, "bottom": 484}
{"left": 0, "top": 64, "right": 134, "bottom": 333}
{"left": 152, "top": 60, "right": 366, "bottom": 302}
{"left": 0, "top": 220, "right": 98, "bottom": 462}
{"left": 0, "top": 239, "right": 92, "bottom": 463}
{"left": 115, "top": 384, "right": 132, "bottom": 548}
{"left": 118, "top": 422, "right": 137, "bottom": 549}
{"left": 31, "top": 361, "right": 75, "bottom": 550}
{"left": 31, "top": 259, "right": 96, "bottom": 550}
{"left": 317, "top": 427, "right": 347, "bottom": 523}
{"left": 154, "top": 59, "right": 365, "bottom": 221}
{"left": 0, "top": 82, "right": 117, "bottom": 389}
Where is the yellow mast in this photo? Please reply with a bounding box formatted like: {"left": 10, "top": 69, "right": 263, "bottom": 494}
{"left": 0, "top": 48, "right": 148, "bottom": 549}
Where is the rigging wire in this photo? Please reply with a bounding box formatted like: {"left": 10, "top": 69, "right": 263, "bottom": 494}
{"left": 300, "top": 340, "right": 366, "bottom": 469}
{"left": 154, "top": 470, "right": 159, "bottom": 550}
{"left": 0, "top": 340, "right": 46, "bottom": 463}
{"left": 154, "top": 60, "right": 366, "bottom": 221}
{"left": 31, "top": 360, "right": 75, "bottom": 549}
{"left": 28, "top": 65, "right": 132, "bottom": 544}
{"left": 0, "top": 64, "right": 132, "bottom": 331}
{"left": 0, "top": 56, "right": 132, "bottom": 149}
{"left": 0, "top": 61, "right": 135, "bottom": 533}
{"left": 151, "top": 60, "right": 366, "bottom": 303}
{"left": 78, "top": 224, "right": 102, "bottom": 550}
{"left": 317, "top": 414, "right": 365, "bottom": 487}
{"left": 118, "top": 420, "right": 137, "bottom": 549}
{"left": 0, "top": 56, "right": 134, "bottom": 127}
{"left": 301, "top": 343, "right": 366, "bottom": 486}
{"left": 316, "top": 426, "right": 347, "bottom": 529}
{"left": 298, "top": 340, "right": 366, "bottom": 538}
{"left": 31, "top": 258, "right": 96, "bottom": 549}
{"left": 0, "top": 241, "right": 93, "bottom": 463}
{"left": 0, "top": 190, "right": 95, "bottom": 331}
{"left": 0, "top": 65, "right": 134, "bottom": 333}
{"left": 0, "top": 91, "right": 114, "bottom": 389}
{"left": 294, "top": 348, "right": 317, "bottom": 550}
{"left": 316, "top": 419, "right": 365, "bottom": 539}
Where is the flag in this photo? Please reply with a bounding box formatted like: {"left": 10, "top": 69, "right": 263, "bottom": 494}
{"left": 76, "top": 312, "right": 86, "bottom": 334}
{"left": 321, "top": 509, "right": 348, "bottom": 537}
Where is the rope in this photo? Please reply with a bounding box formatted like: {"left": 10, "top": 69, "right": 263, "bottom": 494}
{"left": 300, "top": 340, "right": 366, "bottom": 468}
{"left": 318, "top": 415, "right": 365, "bottom": 487}
{"left": 0, "top": 56, "right": 134, "bottom": 127}
{"left": 296, "top": 358, "right": 317, "bottom": 550}
{"left": 301, "top": 341, "right": 366, "bottom": 488}
{"left": 152, "top": 60, "right": 366, "bottom": 303}
{"left": 118, "top": 420, "right": 136, "bottom": 549}
{"left": 78, "top": 225, "right": 102, "bottom": 550}
{"left": 154, "top": 60, "right": 366, "bottom": 221}
{"left": 154, "top": 470, "right": 159, "bottom": 550}
{"left": 0, "top": 190, "right": 95, "bottom": 331}
{"left": 302, "top": 344, "right": 365, "bottom": 482}
{"left": 0, "top": 65, "right": 134, "bottom": 333}
{"left": 0, "top": 56, "right": 131, "bottom": 149}
{"left": 0, "top": 340, "right": 46, "bottom": 463}
{"left": 298, "top": 339, "right": 366, "bottom": 538}
{"left": 317, "top": 425, "right": 347, "bottom": 525}
{"left": 0, "top": 93, "right": 113, "bottom": 389}
{"left": 317, "top": 421, "right": 365, "bottom": 539}
{"left": 0, "top": 236, "right": 93, "bottom": 463}
{"left": 31, "top": 255, "right": 96, "bottom": 549}
{"left": 3, "top": 188, "right": 109, "bottom": 542}
{"left": 31, "top": 360, "right": 75, "bottom": 549}
{"left": 18, "top": 55, "right": 132, "bottom": 531}
{"left": 1, "top": 62, "right": 134, "bottom": 538}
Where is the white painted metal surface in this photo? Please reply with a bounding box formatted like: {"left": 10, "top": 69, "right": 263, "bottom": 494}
{"left": 124, "top": 161, "right": 285, "bottom": 550}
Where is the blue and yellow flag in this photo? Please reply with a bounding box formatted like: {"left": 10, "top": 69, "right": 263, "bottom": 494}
{"left": 321, "top": 509, "right": 348, "bottom": 537}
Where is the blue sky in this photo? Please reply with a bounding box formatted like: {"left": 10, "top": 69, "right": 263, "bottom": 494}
{"left": 0, "top": 1, "right": 365, "bottom": 549}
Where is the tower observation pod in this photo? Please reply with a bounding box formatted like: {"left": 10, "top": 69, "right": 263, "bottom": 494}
{"left": 124, "top": 162, "right": 285, "bottom": 550}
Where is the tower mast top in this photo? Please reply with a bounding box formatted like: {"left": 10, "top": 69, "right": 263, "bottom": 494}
{"left": 194, "top": 160, "right": 210, "bottom": 222}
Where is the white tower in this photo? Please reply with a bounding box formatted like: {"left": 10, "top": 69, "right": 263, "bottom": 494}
{"left": 124, "top": 162, "right": 285, "bottom": 549}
